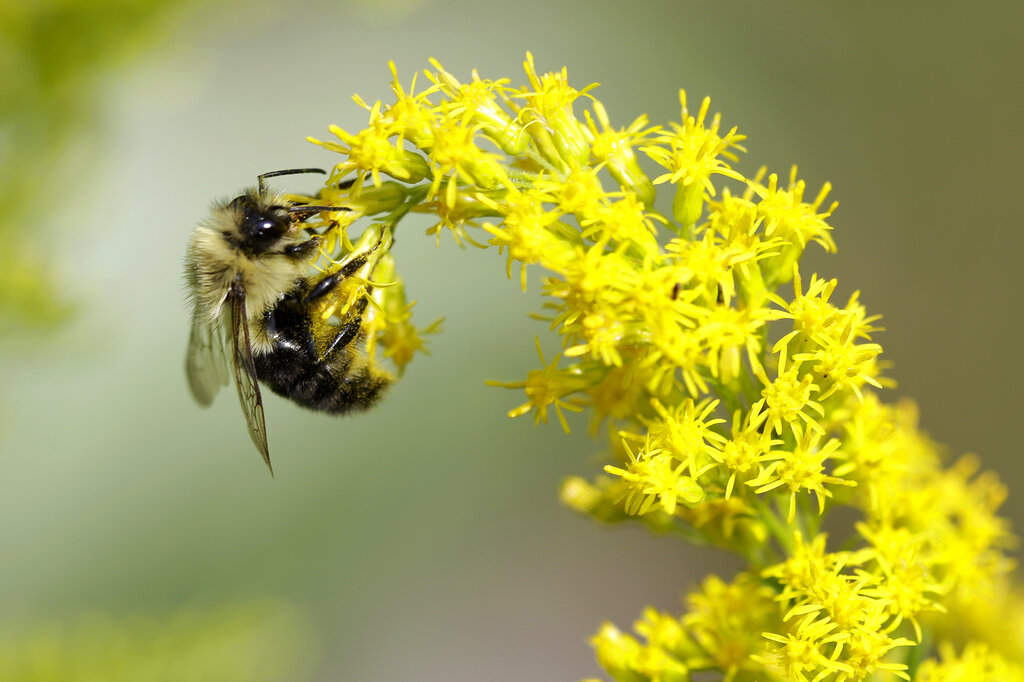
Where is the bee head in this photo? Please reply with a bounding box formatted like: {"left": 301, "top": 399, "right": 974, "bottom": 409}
{"left": 230, "top": 194, "right": 293, "bottom": 253}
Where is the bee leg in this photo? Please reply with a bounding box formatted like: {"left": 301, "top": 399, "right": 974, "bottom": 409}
{"left": 311, "top": 269, "right": 372, "bottom": 361}
{"left": 304, "top": 253, "right": 380, "bottom": 362}
{"left": 303, "top": 255, "right": 371, "bottom": 304}
{"left": 319, "top": 310, "right": 365, "bottom": 362}
{"left": 304, "top": 272, "right": 342, "bottom": 305}
{"left": 284, "top": 235, "right": 323, "bottom": 261}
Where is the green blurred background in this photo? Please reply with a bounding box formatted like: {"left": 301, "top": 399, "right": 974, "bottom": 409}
{"left": 1, "top": 0, "right": 1021, "bottom": 679}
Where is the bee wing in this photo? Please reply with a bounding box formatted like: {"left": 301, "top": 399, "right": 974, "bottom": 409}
{"left": 228, "top": 287, "right": 273, "bottom": 474}
{"left": 185, "top": 308, "right": 230, "bottom": 406}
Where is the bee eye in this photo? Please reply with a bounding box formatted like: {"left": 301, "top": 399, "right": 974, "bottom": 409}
{"left": 240, "top": 208, "right": 289, "bottom": 246}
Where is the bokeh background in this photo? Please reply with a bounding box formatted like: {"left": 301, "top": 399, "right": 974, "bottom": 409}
{"left": 1, "top": 0, "right": 1021, "bottom": 679}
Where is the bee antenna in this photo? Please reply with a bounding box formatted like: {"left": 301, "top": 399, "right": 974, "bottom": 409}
{"left": 257, "top": 168, "right": 327, "bottom": 194}
{"left": 289, "top": 205, "right": 352, "bottom": 220}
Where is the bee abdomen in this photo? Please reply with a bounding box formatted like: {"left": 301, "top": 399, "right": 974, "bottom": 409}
{"left": 254, "top": 348, "right": 390, "bottom": 415}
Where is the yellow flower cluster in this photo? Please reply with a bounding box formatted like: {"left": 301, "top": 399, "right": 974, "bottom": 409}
{"left": 311, "top": 56, "right": 1021, "bottom": 681}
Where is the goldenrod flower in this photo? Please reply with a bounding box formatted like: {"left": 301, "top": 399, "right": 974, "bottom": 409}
{"left": 748, "top": 429, "right": 853, "bottom": 522}
{"left": 478, "top": 186, "right": 576, "bottom": 288}
{"left": 752, "top": 365, "right": 825, "bottom": 442}
{"left": 753, "top": 167, "right": 837, "bottom": 250}
{"left": 582, "top": 100, "right": 658, "bottom": 206}
{"left": 424, "top": 117, "right": 509, "bottom": 206}
{"left": 514, "top": 52, "right": 597, "bottom": 169}
{"left": 604, "top": 435, "right": 705, "bottom": 515}
{"left": 644, "top": 91, "right": 746, "bottom": 230}
{"left": 312, "top": 56, "right": 1022, "bottom": 682}
{"left": 916, "top": 643, "right": 1024, "bottom": 682}
{"left": 371, "top": 60, "right": 440, "bottom": 149}
{"left": 857, "top": 522, "right": 944, "bottom": 640}
{"left": 426, "top": 58, "right": 527, "bottom": 155}
{"left": 590, "top": 623, "right": 649, "bottom": 682}
{"left": 489, "top": 339, "right": 586, "bottom": 432}
{"left": 682, "top": 573, "right": 780, "bottom": 678}
{"left": 308, "top": 108, "right": 429, "bottom": 187}
{"left": 714, "top": 410, "right": 781, "bottom": 499}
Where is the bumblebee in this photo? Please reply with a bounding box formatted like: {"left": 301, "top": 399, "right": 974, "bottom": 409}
{"left": 185, "top": 168, "right": 390, "bottom": 473}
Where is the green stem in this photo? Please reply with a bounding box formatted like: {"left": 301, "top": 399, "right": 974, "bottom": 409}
{"left": 801, "top": 493, "right": 823, "bottom": 538}
{"left": 904, "top": 625, "right": 933, "bottom": 678}
{"left": 704, "top": 373, "right": 742, "bottom": 417}
{"left": 738, "top": 357, "right": 762, "bottom": 408}
{"left": 384, "top": 184, "right": 429, "bottom": 226}
{"left": 511, "top": 148, "right": 561, "bottom": 179}
{"left": 504, "top": 165, "right": 544, "bottom": 188}
{"left": 750, "top": 495, "right": 795, "bottom": 557}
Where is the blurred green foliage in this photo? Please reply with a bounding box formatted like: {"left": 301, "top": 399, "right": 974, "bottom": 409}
{"left": 0, "top": 601, "right": 313, "bottom": 682}
{"left": 0, "top": 0, "right": 200, "bottom": 330}
{"left": 1, "top": 4, "right": 319, "bottom": 681}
